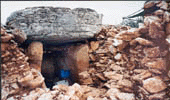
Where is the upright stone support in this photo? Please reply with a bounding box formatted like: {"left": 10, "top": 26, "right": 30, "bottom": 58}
{"left": 65, "top": 44, "right": 89, "bottom": 82}
{"left": 26, "top": 41, "right": 43, "bottom": 72}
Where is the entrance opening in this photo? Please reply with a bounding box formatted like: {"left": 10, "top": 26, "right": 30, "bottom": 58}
{"left": 41, "top": 50, "right": 73, "bottom": 89}
{"left": 21, "top": 40, "right": 90, "bottom": 89}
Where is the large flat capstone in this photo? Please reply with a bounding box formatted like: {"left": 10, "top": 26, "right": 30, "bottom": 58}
{"left": 6, "top": 7, "right": 103, "bottom": 44}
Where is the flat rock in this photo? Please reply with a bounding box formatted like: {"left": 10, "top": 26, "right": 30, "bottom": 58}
{"left": 79, "top": 71, "right": 93, "bottom": 85}
{"left": 7, "top": 7, "right": 103, "bottom": 44}
{"left": 90, "top": 41, "right": 99, "bottom": 51}
{"left": 145, "top": 58, "right": 166, "bottom": 70}
{"left": 116, "top": 93, "right": 135, "bottom": 100}
{"left": 117, "top": 79, "right": 133, "bottom": 88}
{"left": 148, "top": 92, "right": 166, "bottom": 100}
{"left": 143, "top": 76, "right": 167, "bottom": 93}
{"left": 37, "top": 93, "right": 53, "bottom": 100}
{"left": 104, "top": 71, "right": 123, "bottom": 80}
{"left": 115, "top": 29, "right": 140, "bottom": 41}
{"left": 143, "top": 47, "right": 160, "bottom": 58}
{"left": 132, "top": 71, "right": 152, "bottom": 81}
{"left": 106, "top": 88, "right": 120, "bottom": 97}
{"left": 114, "top": 53, "right": 122, "bottom": 60}
{"left": 130, "top": 37, "right": 153, "bottom": 46}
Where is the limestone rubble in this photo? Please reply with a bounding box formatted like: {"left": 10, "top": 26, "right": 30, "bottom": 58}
{"left": 1, "top": 1, "right": 170, "bottom": 100}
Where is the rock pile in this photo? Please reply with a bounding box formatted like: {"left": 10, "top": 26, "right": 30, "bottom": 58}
{"left": 82, "top": 1, "right": 170, "bottom": 99}
{"left": 1, "top": 26, "right": 46, "bottom": 100}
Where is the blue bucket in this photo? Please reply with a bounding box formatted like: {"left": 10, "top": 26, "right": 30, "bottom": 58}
{"left": 60, "top": 69, "right": 70, "bottom": 79}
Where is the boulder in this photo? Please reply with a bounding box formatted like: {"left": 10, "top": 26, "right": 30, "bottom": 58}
{"left": 66, "top": 44, "right": 89, "bottom": 82}
{"left": 145, "top": 58, "right": 166, "bottom": 70}
{"left": 18, "top": 69, "right": 45, "bottom": 89}
{"left": 12, "top": 29, "right": 27, "bottom": 43}
{"left": 79, "top": 71, "right": 93, "bottom": 85}
{"left": 90, "top": 41, "right": 99, "bottom": 51}
{"left": 27, "top": 42, "right": 43, "bottom": 72}
{"left": 143, "top": 47, "right": 160, "bottom": 58}
{"left": 116, "top": 93, "right": 135, "bottom": 100}
{"left": 115, "top": 29, "right": 140, "bottom": 41}
{"left": 7, "top": 7, "right": 103, "bottom": 44}
{"left": 130, "top": 37, "right": 153, "bottom": 46}
{"left": 143, "top": 76, "right": 167, "bottom": 93}
{"left": 149, "top": 22, "right": 165, "bottom": 39}
{"left": 144, "top": 16, "right": 162, "bottom": 27}
{"left": 104, "top": 71, "right": 123, "bottom": 80}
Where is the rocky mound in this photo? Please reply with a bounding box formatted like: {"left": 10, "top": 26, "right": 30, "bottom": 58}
{"left": 1, "top": 1, "right": 170, "bottom": 100}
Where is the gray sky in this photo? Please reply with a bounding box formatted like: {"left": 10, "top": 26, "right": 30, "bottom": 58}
{"left": 1, "top": 1, "right": 145, "bottom": 25}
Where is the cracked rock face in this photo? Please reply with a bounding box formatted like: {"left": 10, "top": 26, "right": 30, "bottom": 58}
{"left": 6, "top": 7, "right": 103, "bottom": 44}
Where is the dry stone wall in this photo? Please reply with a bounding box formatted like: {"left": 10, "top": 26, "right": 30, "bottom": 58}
{"left": 6, "top": 7, "right": 103, "bottom": 44}
{"left": 1, "top": 26, "right": 46, "bottom": 100}
{"left": 82, "top": 1, "right": 170, "bottom": 99}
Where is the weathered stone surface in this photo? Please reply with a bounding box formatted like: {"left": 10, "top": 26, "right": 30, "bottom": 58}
{"left": 1, "top": 43, "right": 10, "bottom": 52}
{"left": 163, "top": 11, "right": 170, "bottom": 23}
{"left": 79, "top": 71, "right": 93, "bottom": 85}
{"left": 1, "top": 33, "right": 14, "bottom": 42}
{"left": 38, "top": 93, "right": 53, "bottom": 100}
{"left": 145, "top": 58, "right": 166, "bottom": 70}
{"left": 112, "top": 38, "right": 127, "bottom": 51}
{"left": 90, "top": 41, "right": 99, "bottom": 51}
{"left": 110, "top": 64, "right": 125, "bottom": 71}
{"left": 105, "top": 88, "right": 120, "bottom": 97}
{"left": 166, "top": 23, "right": 170, "bottom": 35}
{"left": 156, "top": 1, "right": 168, "bottom": 10}
{"left": 27, "top": 42, "right": 43, "bottom": 72}
{"left": 12, "top": 29, "right": 27, "bottom": 43}
{"left": 144, "top": 1, "right": 158, "bottom": 9}
{"left": 104, "top": 71, "right": 123, "bottom": 80}
{"left": 108, "top": 45, "right": 117, "bottom": 55}
{"left": 132, "top": 70, "right": 152, "bottom": 81}
{"left": 130, "top": 37, "right": 153, "bottom": 46}
{"left": 115, "top": 29, "right": 140, "bottom": 41}
{"left": 153, "top": 10, "right": 164, "bottom": 16}
{"left": 18, "top": 69, "right": 45, "bottom": 89}
{"left": 148, "top": 92, "right": 166, "bottom": 100}
{"left": 95, "top": 73, "right": 106, "bottom": 81}
{"left": 114, "top": 53, "right": 122, "bottom": 60}
{"left": 144, "top": 16, "right": 162, "bottom": 27}
{"left": 143, "top": 76, "right": 167, "bottom": 93}
{"left": 149, "top": 22, "right": 165, "bottom": 39}
{"left": 66, "top": 44, "right": 89, "bottom": 82}
{"left": 117, "top": 79, "right": 133, "bottom": 88}
{"left": 138, "top": 26, "right": 149, "bottom": 34}
{"left": 116, "top": 93, "right": 135, "bottom": 100}
{"left": 7, "top": 7, "right": 103, "bottom": 44}
{"left": 143, "top": 47, "right": 160, "bottom": 58}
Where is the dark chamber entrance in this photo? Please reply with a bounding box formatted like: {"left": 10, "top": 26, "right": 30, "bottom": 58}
{"left": 41, "top": 50, "right": 73, "bottom": 89}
